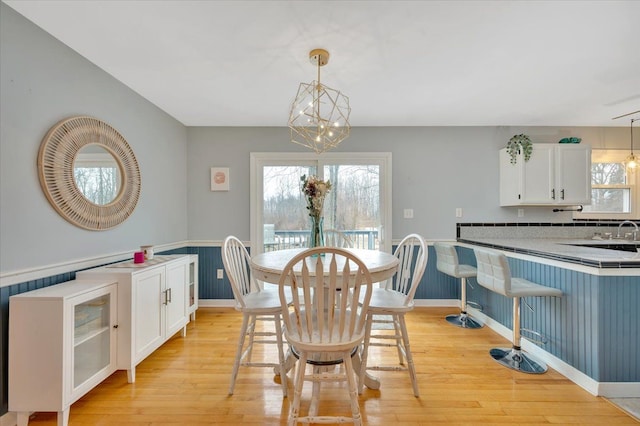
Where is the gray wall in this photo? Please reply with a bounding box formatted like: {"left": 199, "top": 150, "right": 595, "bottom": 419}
{"left": 1, "top": 1, "right": 632, "bottom": 275}
{"left": 187, "top": 126, "right": 630, "bottom": 241}
{"left": 0, "top": 3, "right": 189, "bottom": 273}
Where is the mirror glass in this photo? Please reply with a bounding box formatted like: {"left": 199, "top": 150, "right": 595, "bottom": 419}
{"left": 73, "top": 144, "right": 122, "bottom": 205}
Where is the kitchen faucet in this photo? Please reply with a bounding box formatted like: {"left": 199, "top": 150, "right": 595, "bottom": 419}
{"left": 616, "top": 220, "right": 639, "bottom": 239}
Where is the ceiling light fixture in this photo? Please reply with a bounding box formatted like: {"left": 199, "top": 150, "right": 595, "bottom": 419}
{"left": 288, "top": 49, "right": 351, "bottom": 154}
{"left": 625, "top": 118, "right": 638, "bottom": 172}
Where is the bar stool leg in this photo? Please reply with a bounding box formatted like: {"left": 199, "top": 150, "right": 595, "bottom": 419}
{"left": 446, "top": 277, "right": 483, "bottom": 329}
{"left": 489, "top": 297, "right": 548, "bottom": 374}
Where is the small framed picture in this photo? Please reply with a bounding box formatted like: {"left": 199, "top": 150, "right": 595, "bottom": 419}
{"left": 210, "top": 167, "right": 230, "bottom": 191}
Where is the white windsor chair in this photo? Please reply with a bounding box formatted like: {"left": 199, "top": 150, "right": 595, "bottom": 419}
{"left": 222, "top": 235, "right": 288, "bottom": 397}
{"left": 278, "top": 247, "right": 373, "bottom": 426}
{"left": 359, "top": 233, "right": 427, "bottom": 397}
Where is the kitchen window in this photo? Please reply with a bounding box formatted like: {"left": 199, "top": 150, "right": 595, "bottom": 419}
{"left": 574, "top": 150, "right": 639, "bottom": 220}
{"left": 250, "top": 152, "right": 392, "bottom": 255}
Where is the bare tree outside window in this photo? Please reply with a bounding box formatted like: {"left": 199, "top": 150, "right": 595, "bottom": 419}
{"left": 584, "top": 162, "right": 630, "bottom": 213}
{"left": 74, "top": 166, "right": 118, "bottom": 205}
{"left": 262, "top": 164, "right": 381, "bottom": 250}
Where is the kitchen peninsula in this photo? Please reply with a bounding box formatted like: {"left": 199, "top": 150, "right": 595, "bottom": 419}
{"left": 454, "top": 223, "right": 639, "bottom": 398}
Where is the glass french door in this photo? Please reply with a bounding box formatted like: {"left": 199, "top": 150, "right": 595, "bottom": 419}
{"left": 250, "top": 153, "right": 392, "bottom": 254}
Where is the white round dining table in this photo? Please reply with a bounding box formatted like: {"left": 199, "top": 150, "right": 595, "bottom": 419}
{"left": 251, "top": 247, "right": 399, "bottom": 285}
{"left": 250, "top": 247, "right": 399, "bottom": 390}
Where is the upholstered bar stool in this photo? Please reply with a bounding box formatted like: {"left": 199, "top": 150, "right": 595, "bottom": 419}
{"left": 473, "top": 247, "right": 562, "bottom": 374}
{"left": 434, "top": 242, "right": 483, "bottom": 329}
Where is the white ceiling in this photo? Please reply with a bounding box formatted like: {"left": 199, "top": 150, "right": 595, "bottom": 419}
{"left": 4, "top": 0, "right": 640, "bottom": 127}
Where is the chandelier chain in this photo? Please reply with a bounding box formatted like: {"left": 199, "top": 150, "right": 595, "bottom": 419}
{"left": 631, "top": 118, "right": 637, "bottom": 155}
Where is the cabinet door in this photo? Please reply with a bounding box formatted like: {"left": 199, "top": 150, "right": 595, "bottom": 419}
{"left": 68, "top": 284, "right": 117, "bottom": 404}
{"left": 499, "top": 150, "right": 521, "bottom": 206}
{"left": 188, "top": 256, "right": 198, "bottom": 319}
{"left": 133, "top": 267, "right": 165, "bottom": 362}
{"left": 166, "top": 260, "right": 188, "bottom": 337}
{"left": 521, "top": 144, "right": 554, "bottom": 204}
{"left": 556, "top": 145, "right": 591, "bottom": 204}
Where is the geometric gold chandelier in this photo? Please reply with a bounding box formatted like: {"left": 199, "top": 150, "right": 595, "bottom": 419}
{"left": 288, "top": 49, "right": 351, "bottom": 154}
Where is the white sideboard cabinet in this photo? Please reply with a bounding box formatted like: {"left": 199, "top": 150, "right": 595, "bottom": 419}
{"left": 77, "top": 254, "right": 194, "bottom": 383}
{"left": 9, "top": 279, "right": 118, "bottom": 426}
{"left": 500, "top": 143, "right": 591, "bottom": 206}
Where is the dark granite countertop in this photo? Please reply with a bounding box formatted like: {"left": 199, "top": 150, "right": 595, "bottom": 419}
{"left": 457, "top": 237, "right": 640, "bottom": 270}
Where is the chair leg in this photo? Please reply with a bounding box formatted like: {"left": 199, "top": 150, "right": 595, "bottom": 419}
{"left": 398, "top": 314, "right": 419, "bottom": 397}
{"left": 288, "top": 351, "right": 307, "bottom": 426}
{"left": 392, "top": 314, "right": 405, "bottom": 365}
{"left": 309, "top": 365, "right": 321, "bottom": 417}
{"left": 358, "top": 313, "right": 374, "bottom": 394}
{"left": 273, "top": 313, "right": 288, "bottom": 398}
{"left": 344, "top": 350, "right": 363, "bottom": 426}
{"left": 245, "top": 314, "right": 257, "bottom": 362}
{"left": 229, "top": 313, "right": 250, "bottom": 395}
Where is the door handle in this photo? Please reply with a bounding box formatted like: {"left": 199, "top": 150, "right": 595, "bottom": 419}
{"left": 551, "top": 189, "right": 555, "bottom": 200}
{"left": 561, "top": 189, "right": 565, "bottom": 200}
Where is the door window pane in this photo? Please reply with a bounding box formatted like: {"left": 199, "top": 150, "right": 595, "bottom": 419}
{"left": 263, "top": 165, "right": 316, "bottom": 251}
{"left": 323, "top": 164, "right": 380, "bottom": 249}
{"left": 253, "top": 153, "right": 391, "bottom": 254}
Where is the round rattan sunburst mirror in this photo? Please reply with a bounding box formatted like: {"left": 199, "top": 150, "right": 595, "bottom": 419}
{"left": 38, "top": 116, "right": 141, "bottom": 230}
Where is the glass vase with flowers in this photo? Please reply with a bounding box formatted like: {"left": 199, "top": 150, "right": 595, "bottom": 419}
{"left": 301, "top": 174, "right": 331, "bottom": 248}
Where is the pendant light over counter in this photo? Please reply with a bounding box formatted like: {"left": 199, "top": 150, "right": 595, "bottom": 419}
{"left": 625, "top": 118, "right": 638, "bottom": 171}
{"left": 612, "top": 110, "right": 640, "bottom": 172}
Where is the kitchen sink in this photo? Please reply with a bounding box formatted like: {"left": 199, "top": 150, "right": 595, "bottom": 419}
{"left": 565, "top": 241, "right": 640, "bottom": 253}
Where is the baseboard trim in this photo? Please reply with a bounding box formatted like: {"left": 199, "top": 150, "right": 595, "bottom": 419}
{"left": 198, "top": 299, "right": 235, "bottom": 308}
{"left": 1, "top": 411, "right": 16, "bottom": 426}
{"left": 598, "top": 382, "right": 640, "bottom": 398}
{"left": 413, "top": 299, "right": 460, "bottom": 308}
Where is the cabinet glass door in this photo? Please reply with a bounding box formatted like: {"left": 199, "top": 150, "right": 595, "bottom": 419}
{"left": 73, "top": 293, "right": 111, "bottom": 388}
{"left": 189, "top": 261, "right": 195, "bottom": 309}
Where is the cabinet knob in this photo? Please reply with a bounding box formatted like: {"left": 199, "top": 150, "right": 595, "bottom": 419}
{"left": 113, "top": 324, "right": 118, "bottom": 329}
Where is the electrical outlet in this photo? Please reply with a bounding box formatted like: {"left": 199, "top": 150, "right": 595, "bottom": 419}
{"left": 518, "top": 209, "right": 525, "bottom": 218}
{"left": 403, "top": 209, "right": 414, "bottom": 219}
{"left": 217, "top": 269, "right": 224, "bottom": 279}
{"left": 455, "top": 208, "right": 463, "bottom": 218}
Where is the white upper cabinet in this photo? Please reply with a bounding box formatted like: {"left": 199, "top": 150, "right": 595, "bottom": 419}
{"left": 500, "top": 144, "right": 591, "bottom": 206}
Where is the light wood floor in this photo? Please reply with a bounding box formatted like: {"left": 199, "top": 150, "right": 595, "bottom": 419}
{"left": 26, "top": 307, "right": 637, "bottom": 425}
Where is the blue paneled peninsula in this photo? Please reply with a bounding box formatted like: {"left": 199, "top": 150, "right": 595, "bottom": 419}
{"left": 456, "top": 234, "right": 638, "bottom": 397}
